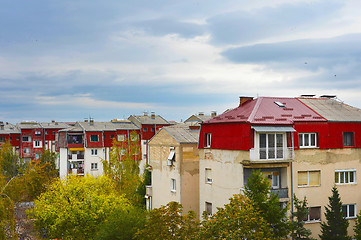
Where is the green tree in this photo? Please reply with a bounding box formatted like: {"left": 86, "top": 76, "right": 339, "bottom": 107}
{"left": 135, "top": 201, "right": 199, "bottom": 240}
{"left": 0, "top": 140, "right": 24, "bottom": 180}
{"left": 198, "top": 193, "right": 275, "bottom": 240}
{"left": 102, "top": 131, "right": 143, "bottom": 205}
{"left": 95, "top": 205, "right": 146, "bottom": 240}
{"left": 354, "top": 210, "right": 361, "bottom": 240}
{"left": 29, "top": 175, "right": 130, "bottom": 240}
{"left": 291, "top": 194, "right": 315, "bottom": 240}
{"left": 0, "top": 175, "right": 16, "bottom": 239}
{"left": 244, "top": 170, "right": 290, "bottom": 239}
{"left": 319, "top": 186, "right": 351, "bottom": 240}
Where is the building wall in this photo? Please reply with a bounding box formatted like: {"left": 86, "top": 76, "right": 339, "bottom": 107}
{"left": 199, "top": 148, "right": 247, "bottom": 217}
{"left": 293, "top": 148, "right": 361, "bottom": 239}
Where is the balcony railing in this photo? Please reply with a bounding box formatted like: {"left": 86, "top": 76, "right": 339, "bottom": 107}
{"left": 249, "top": 147, "right": 294, "bottom": 161}
{"left": 68, "top": 168, "right": 84, "bottom": 175}
{"left": 68, "top": 154, "right": 85, "bottom": 160}
{"left": 270, "top": 188, "right": 288, "bottom": 198}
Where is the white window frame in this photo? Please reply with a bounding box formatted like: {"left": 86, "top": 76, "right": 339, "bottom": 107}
{"left": 335, "top": 169, "right": 356, "bottom": 185}
{"left": 23, "top": 148, "right": 30, "bottom": 154}
{"left": 304, "top": 206, "right": 321, "bottom": 223}
{"left": 90, "top": 135, "right": 98, "bottom": 142}
{"left": 91, "top": 163, "right": 98, "bottom": 170}
{"left": 205, "top": 133, "right": 211, "bottom": 148}
{"left": 131, "top": 134, "right": 139, "bottom": 141}
{"left": 170, "top": 178, "right": 176, "bottom": 192}
{"left": 91, "top": 149, "right": 98, "bottom": 156}
{"left": 117, "top": 134, "right": 126, "bottom": 142}
{"left": 22, "top": 136, "right": 31, "bottom": 142}
{"left": 205, "top": 168, "right": 212, "bottom": 184}
{"left": 33, "top": 140, "right": 42, "bottom": 148}
{"left": 258, "top": 133, "right": 285, "bottom": 160}
{"left": 298, "top": 170, "right": 320, "bottom": 187}
{"left": 342, "top": 204, "right": 356, "bottom": 219}
{"left": 299, "top": 133, "right": 317, "bottom": 148}
{"left": 35, "top": 131, "right": 41, "bottom": 136}
{"left": 206, "top": 202, "right": 212, "bottom": 217}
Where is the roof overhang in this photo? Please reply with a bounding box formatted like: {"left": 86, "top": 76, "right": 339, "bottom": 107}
{"left": 251, "top": 126, "right": 296, "bottom": 132}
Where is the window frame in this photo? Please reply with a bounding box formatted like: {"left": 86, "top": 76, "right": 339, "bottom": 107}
{"left": 299, "top": 132, "right": 318, "bottom": 148}
{"left": 206, "top": 202, "right": 212, "bottom": 217}
{"left": 205, "top": 168, "right": 212, "bottom": 184}
{"left": 303, "top": 206, "right": 321, "bottom": 223}
{"left": 34, "top": 131, "right": 41, "bottom": 137}
{"left": 343, "top": 132, "right": 354, "bottom": 147}
{"left": 342, "top": 204, "right": 356, "bottom": 219}
{"left": 298, "top": 170, "right": 321, "bottom": 187}
{"left": 91, "top": 163, "right": 98, "bottom": 170}
{"left": 258, "top": 132, "right": 285, "bottom": 160}
{"left": 205, "top": 133, "right": 211, "bottom": 148}
{"left": 335, "top": 169, "right": 356, "bottom": 185}
{"left": 0, "top": 137, "right": 5, "bottom": 142}
{"left": 170, "top": 178, "right": 176, "bottom": 192}
{"left": 91, "top": 149, "right": 98, "bottom": 156}
{"left": 22, "top": 136, "right": 31, "bottom": 142}
{"left": 33, "top": 140, "right": 42, "bottom": 148}
{"left": 90, "top": 135, "right": 99, "bottom": 142}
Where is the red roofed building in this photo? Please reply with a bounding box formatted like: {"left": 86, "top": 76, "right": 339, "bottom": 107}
{"left": 199, "top": 96, "right": 361, "bottom": 238}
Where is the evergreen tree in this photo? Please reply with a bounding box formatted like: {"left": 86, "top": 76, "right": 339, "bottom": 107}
{"left": 319, "top": 186, "right": 351, "bottom": 240}
{"left": 291, "top": 194, "right": 315, "bottom": 240}
{"left": 353, "top": 210, "right": 361, "bottom": 240}
{"left": 244, "top": 170, "right": 290, "bottom": 239}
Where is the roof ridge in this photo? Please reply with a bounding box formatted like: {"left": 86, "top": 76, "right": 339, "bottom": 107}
{"left": 247, "top": 97, "right": 262, "bottom": 123}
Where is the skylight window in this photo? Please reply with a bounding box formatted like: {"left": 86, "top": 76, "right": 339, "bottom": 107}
{"left": 274, "top": 101, "right": 286, "bottom": 108}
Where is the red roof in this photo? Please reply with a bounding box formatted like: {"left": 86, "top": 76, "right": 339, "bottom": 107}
{"left": 203, "top": 97, "right": 326, "bottom": 125}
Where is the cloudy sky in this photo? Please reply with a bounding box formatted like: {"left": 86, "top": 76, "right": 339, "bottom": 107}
{"left": 1, "top": 0, "right": 361, "bottom": 123}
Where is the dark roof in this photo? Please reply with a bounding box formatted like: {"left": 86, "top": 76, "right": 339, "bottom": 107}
{"left": 128, "top": 115, "right": 171, "bottom": 127}
{"left": 203, "top": 97, "right": 326, "bottom": 125}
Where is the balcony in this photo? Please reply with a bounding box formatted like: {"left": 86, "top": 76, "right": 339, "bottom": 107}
{"left": 249, "top": 147, "right": 294, "bottom": 162}
{"left": 270, "top": 188, "right": 288, "bottom": 199}
{"left": 68, "top": 154, "right": 85, "bottom": 160}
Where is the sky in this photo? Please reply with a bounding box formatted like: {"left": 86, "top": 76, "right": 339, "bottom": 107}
{"left": 1, "top": 0, "right": 361, "bottom": 123}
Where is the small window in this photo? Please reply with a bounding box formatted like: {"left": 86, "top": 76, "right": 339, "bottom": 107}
{"left": 90, "top": 135, "right": 98, "bottom": 142}
{"left": 52, "top": 131, "right": 55, "bottom": 135}
{"left": 303, "top": 206, "right": 321, "bottom": 222}
{"left": 335, "top": 170, "right": 356, "bottom": 184}
{"left": 33, "top": 140, "right": 42, "bottom": 148}
{"left": 9, "top": 136, "right": 12, "bottom": 141}
{"left": 91, "top": 163, "right": 98, "bottom": 170}
{"left": 131, "top": 134, "right": 139, "bottom": 141}
{"left": 299, "top": 133, "right": 317, "bottom": 148}
{"left": 35, "top": 131, "right": 41, "bottom": 136}
{"left": 0, "top": 137, "right": 5, "bottom": 142}
{"left": 16, "top": 136, "right": 19, "bottom": 140}
{"left": 91, "top": 149, "right": 98, "bottom": 156}
{"left": 205, "top": 168, "right": 212, "bottom": 184}
{"left": 143, "top": 128, "right": 147, "bottom": 132}
{"left": 117, "top": 134, "right": 126, "bottom": 142}
{"left": 171, "top": 178, "right": 176, "bottom": 192}
{"left": 110, "top": 134, "right": 114, "bottom": 139}
{"left": 205, "top": 133, "right": 211, "bottom": 148}
{"left": 45, "top": 131, "right": 49, "bottom": 135}
{"left": 344, "top": 132, "right": 354, "bottom": 147}
{"left": 298, "top": 170, "right": 320, "bottom": 187}
{"left": 23, "top": 148, "right": 30, "bottom": 154}
{"left": 168, "top": 150, "right": 175, "bottom": 161}
{"left": 22, "top": 136, "right": 31, "bottom": 142}
{"left": 120, "top": 149, "right": 126, "bottom": 155}
{"left": 342, "top": 204, "right": 356, "bottom": 219}
{"left": 206, "top": 202, "right": 212, "bottom": 216}
{"left": 151, "top": 128, "right": 155, "bottom": 132}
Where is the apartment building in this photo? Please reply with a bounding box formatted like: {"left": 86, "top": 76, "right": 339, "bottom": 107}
{"left": 147, "top": 123, "right": 200, "bottom": 215}
{"left": 198, "top": 95, "right": 361, "bottom": 238}
{"left": 0, "top": 121, "right": 21, "bottom": 153}
{"left": 58, "top": 119, "right": 141, "bottom": 179}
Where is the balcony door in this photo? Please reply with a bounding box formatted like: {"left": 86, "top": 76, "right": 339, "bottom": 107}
{"left": 259, "top": 133, "right": 284, "bottom": 160}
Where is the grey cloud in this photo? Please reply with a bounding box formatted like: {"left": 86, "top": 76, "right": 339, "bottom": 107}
{"left": 207, "top": 1, "right": 343, "bottom": 45}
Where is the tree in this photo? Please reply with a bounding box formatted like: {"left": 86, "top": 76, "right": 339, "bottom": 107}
{"left": 291, "top": 194, "right": 315, "bottom": 240}
{"left": 354, "top": 210, "right": 361, "bottom": 240}
{"left": 198, "top": 193, "right": 275, "bottom": 240}
{"left": 0, "top": 140, "right": 24, "bottom": 180}
{"left": 319, "top": 186, "right": 351, "bottom": 240}
{"left": 102, "top": 131, "right": 143, "bottom": 205}
{"left": 135, "top": 201, "right": 199, "bottom": 240}
{"left": 95, "top": 206, "right": 146, "bottom": 240}
{"left": 29, "top": 175, "right": 130, "bottom": 240}
{"left": 0, "top": 175, "right": 16, "bottom": 239}
{"left": 244, "top": 170, "right": 290, "bottom": 239}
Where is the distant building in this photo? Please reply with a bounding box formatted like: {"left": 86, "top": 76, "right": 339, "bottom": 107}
{"left": 184, "top": 112, "right": 217, "bottom": 123}
{"left": 147, "top": 123, "right": 200, "bottom": 215}
{"left": 0, "top": 121, "right": 21, "bottom": 153}
{"left": 199, "top": 95, "right": 361, "bottom": 238}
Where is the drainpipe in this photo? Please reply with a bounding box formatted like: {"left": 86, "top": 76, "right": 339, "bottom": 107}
{"left": 290, "top": 130, "right": 294, "bottom": 228}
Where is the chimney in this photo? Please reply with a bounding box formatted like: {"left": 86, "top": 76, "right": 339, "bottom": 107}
{"left": 90, "top": 119, "right": 94, "bottom": 125}
{"left": 239, "top": 96, "right": 253, "bottom": 106}
{"left": 211, "top": 111, "right": 217, "bottom": 118}
{"left": 151, "top": 112, "right": 156, "bottom": 119}
{"left": 198, "top": 112, "right": 204, "bottom": 116}
{"left": 144, "top": 112, "right": 148, "bottom": 116}
{"left": 52, "top": 120, "right": 55, "bottom": 123}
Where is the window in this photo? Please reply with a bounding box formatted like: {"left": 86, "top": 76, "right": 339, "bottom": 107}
{"left": 263, "top": 171, "right": 279, "bottom": 189}
{"left": 342, "top": 204, "right": 356, "bottom": 219}
{"left": 9, "top": 136, "right": 12, "bottom": 141}
{"left": 23, "top": 148, "right": 30, "bottom": 154}
{"left": 344, "top": 132, "right": 354, "bottom": 147}
{"left": 22, "top": 136, "right": 31, "bottom": 142}
{"left": 52, "top": 131, "right": 55, "bottom": 135}
{"left": 206, "top": 202, "right": 212, "bottom": 216}
{"left": 91, "top": 163, "right": 98, "bottom": 170}
{"left": 33, "top": 140, "right": 42, "bottom": 148}
{"left": 131, "top": 134, "right": 139, "bottom": 141}
{"left": 45, "top": 131, "right": 48, "bottom": 135}
{"left": 205, "top": 168, "right": 212, "bottom": 184}
{"left": 35, "top": 131, "right": 41, "bottom": 136}
{"left": 259, "top": 133, "right": 284, "bottom": 159}
{"left": 298, "top": 170, "right": 320, "bottom": 187}
{"left": 120, "top": 149, "right": 125, "bottom": 155}
{"left": 117, "top": 134, "right": 126, "bottom": 142}
{"left": 16, "top": 136, "right": 19, "bottom": 140}
{"left": 205, "top": 133, "right": 211, "bottom": 148}
{"left": 335, "top": 170, "right": 356, "bottom": 184}
{"left": 110, "top": 135, "right": 114, "bottom": 139}
{"left": 90, "top": 135, "right": 98, "bottom": 142}
{"left": 0, "top": 137, "right": 5, "bottom": 142}
{"left": 171, "top": 178, "right": 176, "bottom": 192}
{"left": 151, "top": 128, "right": 155, "bottom": 132}
{"left": 168, "top": 149, "right": 175, "bottom": 163}
{"left": 299, "top": 133, "right": 317, "bottom": 148}
{"left": 143, "top": 128, "right": 147, "bottom": 132}
{"left": 91, "top": 149, "right": 98, "bottom": 155}
{"left": 303, "top": 206, "right": 321, "bottom": 222}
